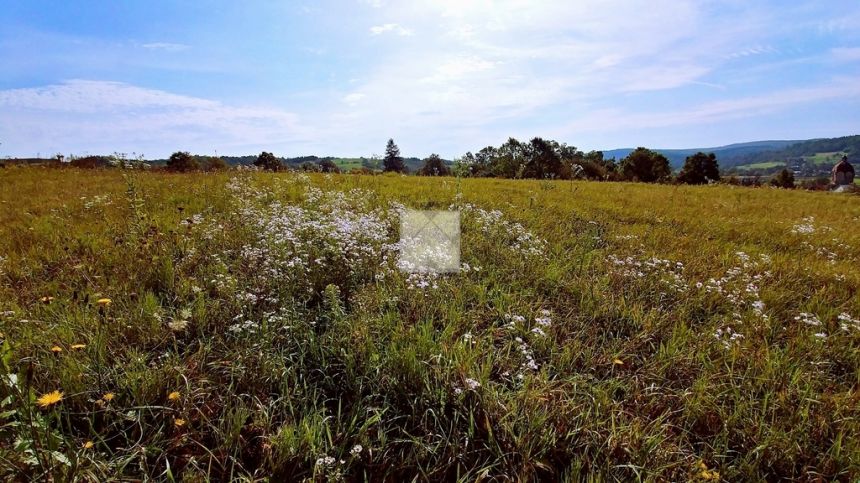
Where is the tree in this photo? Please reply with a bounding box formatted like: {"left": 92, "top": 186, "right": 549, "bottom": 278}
{"left": 166, "top": 151, "right": 199, "bottom": 172}
{"left": 620, "top": 147, "right": 671, "bottom": 182}
{"left": 677, "top": 152, "right": 720, "bottom": 184}
{"left": 201, "top": 156, "right": 228, "bottom": 171}
{"left": 418, "top": 154, "right": 450, "bottom": 176}
{"left": 522, "top": 138, "right": 565, "bottom": 179}
{"left": 770, "top": 168, "right": 795, "bottom": 189}
{"left": 254, "top": 151, "right": 282, "bottom": 171}
{"left": 383, "top": 139, "right": 406, "bottom": 173}
{"left": 319, "top": 159, "right": 340, "bottom": 173}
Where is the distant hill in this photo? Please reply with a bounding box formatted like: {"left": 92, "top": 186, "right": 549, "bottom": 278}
{"left": 601, "top": 140, "right": 802, "bottom": 168}
{"left": 601, "top": 136, "right": 860, "bottom": 170}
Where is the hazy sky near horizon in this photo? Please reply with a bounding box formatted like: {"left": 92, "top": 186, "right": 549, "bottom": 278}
{"left": 1, "top": 0, "right": 859, "bottom": 159}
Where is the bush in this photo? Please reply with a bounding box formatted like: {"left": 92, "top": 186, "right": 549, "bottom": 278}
{"left": 770, "top": 169, "right": 795, "bottom": 189}
{"left": 620, "top": 147, "right": 672, "bottom": 182}
{"left": 417, "top": 154, "right": 450, "bottom": 176}
{"left": 166, "top": 151, "right": 200, "bottom": 172}
{"left": 254, "top": 152, "right": 283, "bottom": 171}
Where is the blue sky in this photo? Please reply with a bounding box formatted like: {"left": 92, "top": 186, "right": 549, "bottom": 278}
{"left": 1, "top": 0, "right": 859, "bottom": 159}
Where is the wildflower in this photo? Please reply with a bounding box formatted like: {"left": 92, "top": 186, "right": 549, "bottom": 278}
{"left": 40, "top": 296, "right": 55, "bottom": 304}
{"left": 531, "top": 327, "right": 546, "bottom": 337}
{"left": 315, "top": 455, "right": 336, "bottom": 467}
{"left": 350, "top": 444, "right": 363, "bottom": 456}
{"left": 102, "top": 392, "right": 115, "bottom": 402}
{"left": 697, "top": 460, "right": 720, "bottom": 480}
{"left": 37, "top": 390, "right": 64, "bottom": 408}
{"left": 71, "top": 343, "right": 86, "bottom": 350}
{"left": 83, "top": 441, "right": 94, "bottom": 449}
{"left": 613, "top": 358, "right": 624, "bottom": 365}
{"left": 51, "top": 345, "right": 63, "bottom": 353}
{"left": 173, "top": 418, "right": 186, "bottom": 427}
{"left": 167, "top": 391, "right": 181, "bottom": 401}
{"left": 96, "top": 298, "right": 112, "bottom": 307}
{"left": 465, "top": 378, "right": 481, "bottom": 390}
{"left": 168, "top": 319, "right": 189, "bottom": 332}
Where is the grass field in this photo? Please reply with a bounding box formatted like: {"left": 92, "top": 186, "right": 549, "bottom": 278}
{"left": 806, "top": 152, "right": 847, "bottom": 166}
{"left": 734, "top": 161, "right": 784, "bottom": 171}
{"left": 1, "top": 167, "right": 859, "bottom": 480}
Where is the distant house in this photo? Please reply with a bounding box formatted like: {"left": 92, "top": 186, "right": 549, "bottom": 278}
{"left": 831, "top": 156, "right": 855, "bottom": 186}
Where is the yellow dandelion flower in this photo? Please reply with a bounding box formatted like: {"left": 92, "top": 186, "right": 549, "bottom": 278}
{"left": 83, "top": 440, "right": 94, "bottom": 449}
{"left": 51, "top": 345, "right": 63, "bottom": 353}
{"left": 167, "top": 391, "right": 181, "bottom": 401}
{"left": 96, "top": 298, "right": 112, "bottom": 307}
{"left": 612, "top": 358, "right": 624, "bottom": 365}
{"left": 102, "top": 392, "right": 115, "bottom": 402}
{"left": 40, "top": 296, "right": 55, "bottom": 304}
{"left": 174, "top": 418, "right": 186, "bottom": 427}
{"left": 37, "top": 390, "right": 64, "bottom": 408}
{"left": 71, "top": 343, "right": 86, "bottom": 350}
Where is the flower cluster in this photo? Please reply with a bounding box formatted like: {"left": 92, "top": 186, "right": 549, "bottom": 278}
{"left": 456, "top": 203, "right": 547, "bottom": 257}
{"left": 606, "top": 255, "right": 688, "bottom": 293}
{"left": 81, "top": 194, "right": 112, "bottom": 210}
{"left": 794, "top": 312, "right": 822, "bottom": 327}
{"left": 838, "top": 313, "right": 860, "bottom": 333}
{"left": 699, "top": 252, "right": 770, "bottom": 321}
{"left": 502, "top": 310, "right": 549, "bottom": 377}
{"left": 790, "top": 216, "right": 817, "bottom": 235}
{"left": 225, "top": 179, "right": 397, "bottom": 306}
{"left": 713, "top": 326, "right": 744, "bottom": 349}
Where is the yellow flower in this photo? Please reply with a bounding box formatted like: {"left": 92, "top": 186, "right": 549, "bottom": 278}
{"left": 37, "top": 390, "right": 64, "bottom": 408}
{"left": 174, "top": 418, "right": 186, "bottom": 427}
{"left": 40, "top": 296, "right": 55, "bottom": 304}
{"left": 71, "top": 343, "right": 86, "bottom": 350}
{"left": 96, "top": 298, "right": 112, "bottom": 307}
{"left": 51, "top": 345, "right": 63, "bottom": 353}
{"left": 612, "top": 358, "right": 624, "bottom": 365}
{"left": 83, "top": 441, "right": 94, "bottom": 449}
{"left": 102, "top": 392, "right": 115, "bottom": 402}
{"left": 167, "top": 391, "right": 181, "bottom": 401}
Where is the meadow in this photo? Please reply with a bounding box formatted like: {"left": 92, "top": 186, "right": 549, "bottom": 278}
{"left": 0, "top": 167, "right": 858, "bottom": 481}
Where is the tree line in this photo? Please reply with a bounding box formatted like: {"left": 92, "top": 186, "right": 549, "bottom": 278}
{"left": 385, "top": 137, "right": 722, "bottom": 185}
{"left": 33, "top": 137, "right": 825, "bottom": 190}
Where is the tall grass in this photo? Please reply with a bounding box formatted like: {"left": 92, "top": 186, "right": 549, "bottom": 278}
{"left": 0, "top": 166, "right": 858, "bottom": 480}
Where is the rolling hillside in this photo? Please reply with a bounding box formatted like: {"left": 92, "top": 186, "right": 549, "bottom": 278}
{"left": 601, "top": 140, "right": 801, "bottom": 168}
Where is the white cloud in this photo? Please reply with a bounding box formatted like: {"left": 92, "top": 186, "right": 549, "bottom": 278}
{"left": 556, "top": 81, "right": 860, "bottom": 133}
{"left": 370, "top": 23, "right": 413, "bottom": 36}
{"left": 0, "top": 80, "right": 306, "bottom": 156}
{"left": 342, "top": 92, "right": 366, "bottom": 105}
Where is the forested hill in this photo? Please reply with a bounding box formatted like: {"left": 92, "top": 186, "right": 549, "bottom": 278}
{"left": 602, "top": 135, "right": 859, "bottom": 168}
{"left": 721, "top": 135, "right": 860, "bottom": 167}
{"left": 602, "top": 140, "right": 802, "bottom": 168}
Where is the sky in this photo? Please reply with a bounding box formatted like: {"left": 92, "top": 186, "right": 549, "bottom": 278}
{"left": 1, "top": 0, "right": 859, "bottom": 159}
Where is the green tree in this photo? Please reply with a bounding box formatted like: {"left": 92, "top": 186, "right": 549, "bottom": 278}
{"left": 319, "top": 159, "right": 340, "bottom": 173}
{"left": 201, "top": 156, "right": 229, "bottom": 171}
{"left": 383, "top": 139, "right": 406, "bottom": 173}
{"left": 254, "top": 151, "right": 282, "bottom": 171}
{"left": 620, "top": 147, "right": 671, "bottom": 182}
{"left": 418, "top": 154, "right": 450, "bottom": 176}
{"left": 166, "top": 151, "right": 199, "bottom": 172}
{"left": 770, "top": 168, "right": 795, "bottom": 189}
{"left": 677, "top": 152, "right": 720, "bottom": 184}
